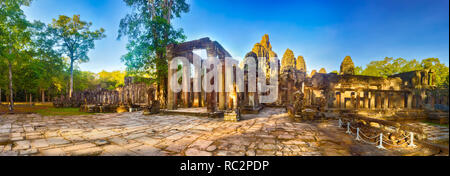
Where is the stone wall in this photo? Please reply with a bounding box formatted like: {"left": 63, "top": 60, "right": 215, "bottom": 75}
{"left": 53, "top": 77, "right": 155, "bottom": 112}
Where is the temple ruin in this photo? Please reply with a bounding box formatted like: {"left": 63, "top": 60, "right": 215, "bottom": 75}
{"left": 163, "top": 34, "right": 448, "bottom": 123}
{"left": 53, "top": 77, "right": 156, "bottom": 113}
{"left": 54, "top": 34, "right": 448, "bottom": 124}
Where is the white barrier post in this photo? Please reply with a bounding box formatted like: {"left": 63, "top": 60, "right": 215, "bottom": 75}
{"left": 355, "top": 128, "right": 361, "bottom": 141}
{"left": 408, "top": 132, "right": 417, "bottom": 148}
{"left": 377, "top": 133, "right": 385, "bottom": 149}
{"left": 346, "top": 122, "right": 351, "bottom": 134}
{"left": 338, "top": 119, "right": 342, "bottom": 128}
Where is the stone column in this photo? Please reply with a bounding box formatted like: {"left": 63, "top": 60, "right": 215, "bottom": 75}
{"left": 356, "top": 92, "right": 360, "bottom": 109}
{"left": 288, "top": 80, "right": 294, "bottom": 105}
{"left": 340, "top": 90, "right": 346, "bottom": 109}
{"left": 218, "top": 59, "right": 226, "bottom": 110}
{"left": 383, "top": 92, "right": 389, "bottom": 109}
{"left": 182, "top": 52, "right": 191, "bottom": 108}
{"left": 419, "top": 90, "right": 426, "bottom": 108}
{"left": 167, "top": 51, "right": 176, "bottom": 110}
{"left": 430, "top": 92, "right": 435, "bottom": 110}
{"left": 363, "top": 91, "right": 368, "bottom": 109}
{"left": 206, "top": 47, "right": 217, "bottom": 112}
{"left": 370, "top": 92, "right": 375, "bottom": 109}
{"left": 193, "top": 60, "right": 202, "bottom": 108}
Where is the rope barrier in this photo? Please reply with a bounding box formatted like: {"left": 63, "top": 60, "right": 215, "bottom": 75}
{"left": 359, "top": 137, "right": 378, "bottom": 145}
{"left": 338, "top": 118, "right": 417, "bottom": 150}
{"left": 360, "top": 131, "right": 380, "bottom": 139}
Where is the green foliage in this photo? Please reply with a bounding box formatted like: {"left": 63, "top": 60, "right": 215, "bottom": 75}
{"left": 0, "top": 0, "right": 32, "bottom": 58}
{"left": 72, "top": 70, "right": 127, "bottom": 91}
{"left": 118, "top": 0, "right": 189, "bottom": 83}
{"left": 330, "top": 70, "right": 338, "bottom": 74}
{"left": 1, "top": 3, "right": 117, "bottom": 102}
{"left": 354, "top": 66, "right": 362, "bottom": 75}
{"left": 357, "top": 57, "right": 449, "bottom": 87}
{"left": 0, "top": 0, "right": 33, "bottom": 107}
{"left": 49, "top": 15, "right": 106, "bottom": 64}
{"left": 98, "top": 70, "right": 126, "bottom": 90}
{"left": 48, "top": 14, "right": 106, "bottom": 96}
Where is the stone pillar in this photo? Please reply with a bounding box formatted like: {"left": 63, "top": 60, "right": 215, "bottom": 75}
{"left": 167, "top": 51, "right": 176, "bottom": 110}
{"left": 218, "top": 59, "right": 226, "bottom": 110}
{"left": 288, "top": 80, "right": 294, "bottom": 105}
{"left": 405, "top": 92, "right": 410, "bottom": 109}
{"left": 374, "top": 92, "right": 380, "bottom": 109}
{"left": 370, "top": 92, "right": 375, "bottom": 109}
{"left": 182, "top": 53, "right": 191, "bottom": 108}
{"left": 419, "top": 90, "right": 426, "bottom": 108}
{"left": 363, "top": 91, "right": 368, "bottom": 109}
{"left": 381, "top": 92, "right": 389, "bottom": 109}
{"left": 193, "top": 60, "right": 202, "bottom": 108}
{"left": 356, "top": 92, "right": 360, "bottom": 109}
{"left": 430, "top": 92, "right": 435, "bottom": 110}
{"left": 340, "top": 90, "right": 345, "bottom": 109}
{"left": 206, "top": 47, "right": 217, "bottom": 112}
{"left": 201, "top": 74, "right": 205, "bottom": 107}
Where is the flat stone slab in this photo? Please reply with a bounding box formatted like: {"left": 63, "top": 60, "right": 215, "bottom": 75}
{"left": 0, "top": 108, "right": 443, "bottom": 156}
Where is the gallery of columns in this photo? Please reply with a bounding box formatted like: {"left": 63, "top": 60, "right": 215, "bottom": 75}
{"left": 165, "top": 36, "right": 448, "bottom": 115}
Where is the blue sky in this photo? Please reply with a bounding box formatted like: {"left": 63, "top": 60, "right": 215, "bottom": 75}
{"left": 24, "top": 0, "right": 449, "bottom": 73}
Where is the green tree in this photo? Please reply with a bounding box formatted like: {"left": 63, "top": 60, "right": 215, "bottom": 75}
{"left": 360, "top": 57, "right": 421, "bottom": 77}
{"left": 0, "top": 0, "right": 33, "bottom": 111}
{"left": 30, "top": 21, "right": 65, "bottom": 102}
{"left": 49, "top": 15, "right": 105, "bottom": 98}
{"left": 354, "top": 66, "right": 363, "bottom": 75}
{"left": 98, "top": 70, "right": 126, "bottom": 90}
{"left": 357, "top": 57, "right": 449, "bottom": 87}
{"left": 420, "top": 58, "right": 449, "bottom": 87}
{"left": 118, "top": 0, "right": 189, "bottom": 107}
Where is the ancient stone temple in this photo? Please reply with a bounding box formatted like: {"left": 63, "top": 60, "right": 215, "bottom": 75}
{"left": 54, "top": 34, "right": 448, "bottom": 121}
{"left": 241, "top": 34, "right": 279, "bottom": 113}
{"left": 246, "top": 34, "right": 449, "bottom": 120}
{"left": 281, "top": 49, "right": 296, "bottom": 73}
{"left": 280, "top": 54, "right": 448, "bottom": 116}
{"left": 340, "top": 56, "right": 355, "bottom": 75}
{"left": 53, "top": 77, "right": 156, "bottom": 113}
{"left": 296, "top": 56, "right": 306, "bottom": 72}
{"left": 165, "top": 37, "right": 236, "bottom": 116}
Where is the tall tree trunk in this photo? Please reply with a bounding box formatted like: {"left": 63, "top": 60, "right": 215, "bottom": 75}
{"left": 69, "top": 58, "right": 74, "bottom": 98}
{"left": 148, "top": 0, "right": 166, "bottom": 107}
{"left": 8, "top": 60, "right": 14, "bottom": 111}
{"left": 42, "top": 89, "right": 45, "bottom": 103}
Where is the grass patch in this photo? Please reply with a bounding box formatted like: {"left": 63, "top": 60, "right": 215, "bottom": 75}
{"left": 1, "top": 102, "right": 111, "bottom": 116}
{"left": 36, "top": 107, "right": 90, "bottom": 116}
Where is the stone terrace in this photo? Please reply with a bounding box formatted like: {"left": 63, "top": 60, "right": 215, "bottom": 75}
{"left": 0, "top": 108, "right": 440, "bottom": 156}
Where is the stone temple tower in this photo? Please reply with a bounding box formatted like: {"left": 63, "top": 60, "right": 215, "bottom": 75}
{"left": 340, "top": 56, "right": 355, "bottom": 75}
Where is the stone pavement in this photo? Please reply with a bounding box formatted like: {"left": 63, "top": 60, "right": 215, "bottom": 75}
{"left": 408, "top": 122, "right": 449, "bottom": 142}
{"left": 0, "top": 108, "right": 441, "bottom": 156}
